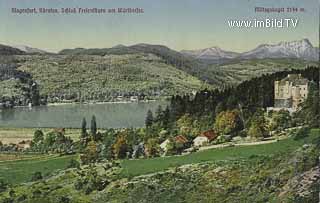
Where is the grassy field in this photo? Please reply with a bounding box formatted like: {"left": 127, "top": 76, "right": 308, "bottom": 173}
{"left": 0, "top": 128, "right": 81, "bottom": 144}
{"left": 0, "top": 153, "right": 48, "bottom": 162}
{"left": 0, "top": 154, "right": 78, "bottom": 184}
{"left": 121, "top": 129, "right": 319, "bottom": 177}
{"left": 0, "top": 129, "right": 317, "bottom": 186}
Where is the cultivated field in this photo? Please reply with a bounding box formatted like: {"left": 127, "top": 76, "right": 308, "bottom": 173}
{"left": 0, "top": 128, "right": 81, "bottom": 144}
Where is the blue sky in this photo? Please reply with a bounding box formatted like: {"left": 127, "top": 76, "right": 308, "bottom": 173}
{"left": 0, "top": 0, "right": 318, "bottom": 52}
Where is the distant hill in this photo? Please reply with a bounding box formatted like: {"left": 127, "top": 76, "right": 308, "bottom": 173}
{"left": 181, "top": 47, "right": 239, "bottom": 64}
{"left": 12, "top": 45, "right": 48, "bottom": 54}
{"left": 0, "top": 44, "right": 25, "bottom": 55}
{"left": 16, "top": 54, "right": 207, "bottom": 102}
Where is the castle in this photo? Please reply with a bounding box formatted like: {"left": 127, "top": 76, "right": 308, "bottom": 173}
{"left": 274, "top": 74, "right": 309, "bottom": 111}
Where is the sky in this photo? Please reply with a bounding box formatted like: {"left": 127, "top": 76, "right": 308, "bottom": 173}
{"left": 0, "top": 0, "right": 318, "bottom": 53}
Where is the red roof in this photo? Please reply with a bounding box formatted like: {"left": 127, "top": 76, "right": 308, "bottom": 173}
{"left": 175, "top": 135, "right": 188, "bottom": 144}
{"left": 201, "top": 130, "right": 218, "bottom": 141}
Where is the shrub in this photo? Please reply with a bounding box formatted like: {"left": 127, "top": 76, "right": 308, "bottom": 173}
{"left": 31, "top": 172, "right": 43, "bottom": 181}
{"left": 66, "top": 159, "right": 80, "bottom": 169}
{"left": 0, "top": 179, "right": 8, "bottom": 193}
{"left": 293, "top": 127, "right": 310, "bottom": 140}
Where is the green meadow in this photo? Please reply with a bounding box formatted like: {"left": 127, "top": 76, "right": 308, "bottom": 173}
{"left": 121, "top": 129, "right": 319, "bottom": 177}
{"left": 0, "top": 154, "right": 78, "bottom": 184}
{"left": 0, "top": 129, "right": 318, "bottom": 185}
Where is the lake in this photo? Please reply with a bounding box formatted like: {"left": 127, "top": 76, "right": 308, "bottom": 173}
{"left": 0, "top": 101, "right": 167, "bottom": 128}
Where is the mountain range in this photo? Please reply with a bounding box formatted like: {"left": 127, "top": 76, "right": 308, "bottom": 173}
{"left": 1, "top": 39, "right": 318, "bottom": 62}
{"left": 181, "top": 39, "right": 319, "bottom": 63}
{"left": 0, "top": 39, "right": 317, "bottom": 103}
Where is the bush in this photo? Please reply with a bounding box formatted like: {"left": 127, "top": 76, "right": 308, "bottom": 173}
{"left": 293, "top": 127, "right": 310, "bottom": 140}
{"left": 66, "top": 159, "right": 80, "bottom": 169}
{"left": 16, "top": 194, "right": 27, "bottom": 202}
{"left": 0, "top": 179, "right": 8, "bottom": 193}
{"left": 31, "top": 172, "right": 43, "bottom": 181}
{"left": 58, "top": 196, "right": 70, "bottom": 203}
{"left": 74, "top": 179, "right": 84, "bottom": 190}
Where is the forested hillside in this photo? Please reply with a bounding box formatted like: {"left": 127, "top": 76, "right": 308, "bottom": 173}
{"left": 0, "top": 56, "right": 41, "bottom": 107}
{"left": 16, "top": 54, "right": 206, "bottom": 102}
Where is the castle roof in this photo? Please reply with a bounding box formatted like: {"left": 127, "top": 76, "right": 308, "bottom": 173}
{"left": 278, "top": 74, "right": 309, "bottom": 86}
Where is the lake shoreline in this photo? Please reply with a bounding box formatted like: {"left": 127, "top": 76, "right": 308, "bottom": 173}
{"left": 46, "top": 99, "right": 160, "bottom": 106}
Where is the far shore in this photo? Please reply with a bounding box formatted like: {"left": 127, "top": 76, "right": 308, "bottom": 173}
{"left": 46, "top": 99, "right": 159, "bottom": 106}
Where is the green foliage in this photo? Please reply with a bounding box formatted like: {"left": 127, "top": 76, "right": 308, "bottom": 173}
{"left": 293, "top": 127, "right": 311, "bottom": 140}
{"left": 16, "top": 54, "right": 205, "bottom": 102}
{"left": 0, "top": 179, "right": 8, "bottom": 193}
{"left": 248, "top": 111, "right": 268, "bottom": 139}
{"left": 270, "top": 110, "right": 292, "bottom": 132}
{"left": 80, "top": 141, "right": 99, "bottom": 164}
{"left": 145, "top": 110, "right": 154, "bottom": 128}
{"left": 81, "top": 117, "right": 87, "bottom": 138}
{"left": 214, "top": 110, "right": 243, "bottom": 136}
{"left": 90, "top": 115, "right": 97, "bottom": 136}
{"left": 66, "top": 159, "right": 80, "bottom": 169}
{"left": 112, "top": 135, "right": 129, "bottom": 159}
{"left": 100, "top": 129, "right": 117, "bottom": 160}
{"left": 33, "top": 129, "right": 44, "bottom": 144}
{"left": 31, "top": 172, "right": 43, "bottom": 181}
{"left": 296, "top": 83, "right": 320, "bottom": 127}
{"left": 144, "top": 138, "right": 160, "bottom": 158}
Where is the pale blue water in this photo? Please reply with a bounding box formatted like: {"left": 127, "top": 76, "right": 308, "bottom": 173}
{"left": 0, "top": 101, "right": 167, "bottom": 128}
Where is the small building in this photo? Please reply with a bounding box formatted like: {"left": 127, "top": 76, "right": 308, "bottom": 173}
{"left": 16, "top": 140, "right": 32, "bottom": 150}
{"left": 160, "top": 135, "right": 189, "bottom": 152}
{"left": 175, "top": 135, "right": 188, "bottom": 145}
{"left": 160, "top": 139, "right": 171, "bottom": 152}
{"left": 193, "top": 130, "right": 218, "bottom": 147}
{"left": 274, "top": 74, "right": 309, "bottom": 111}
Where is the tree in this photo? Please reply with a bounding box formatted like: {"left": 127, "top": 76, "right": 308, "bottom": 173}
{"left": 33, "top": 130, "right": 44, "bottom": 144}
{"left": 248, "top": 110, "right": 268, "bottom": 139}
{"left": 270, "top": 110, "right": 292, "bottom": 132}
{"left": 144, "top": 138, "right": 160, "bottom": 158}
{"left": 215, "top": 102, "right": 225, "bottom": 116}
{"left": 155, "top": 105, "right": 163, "bottom": 122}
{"left": 112, "top": 135, "right": 128, "bottom": 159}
{"left": 214, "top": 110, "right": 243, "bottom": 135}
{"left": 91, "top": 115, "right": 97, "bottom": 136}
{"left": 296, "top": 83, "right": 320, "bottom": 128}
{"left": 176, "top": 114, "right": 195, "bottom": 138}
{"left": 145, "top": 110, "right": 154, "bottom": 128}
{"left": 100, "top": 129, "right": 116, "bottom": 160}
{"left": 81, "top": 118, "right": 87, "bottom": 138}
{"left": 80, "top": 141, "right": 99, "bottom": 164}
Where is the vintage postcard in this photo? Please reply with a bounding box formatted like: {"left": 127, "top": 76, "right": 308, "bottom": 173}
{"left": 0, "top": 0, "right": 319, "bottom": 202}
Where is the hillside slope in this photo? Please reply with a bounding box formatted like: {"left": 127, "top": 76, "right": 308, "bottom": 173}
{"left": 16, "top": 54, "right": 206, "bottom": 102}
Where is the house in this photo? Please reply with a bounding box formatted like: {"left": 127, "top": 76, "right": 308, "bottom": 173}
{"left": 193, "top": 130, "right": 218, "bottom": 147}
{"left": 175, "top": 135, "right": 188, "bottom": 145}
{"left": 160, "top": 139, "right": 171, "bottom": 152}
{"left": 274, "top": 74, "right": 309, "bottom": 111}
{"left": 160, "top": 135, "right": 189, "bottom": 152}
{"left": 16, "top": 140, "right": 32, "bottom": 151}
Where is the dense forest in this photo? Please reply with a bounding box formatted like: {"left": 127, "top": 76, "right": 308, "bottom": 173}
{"left": 0, "top": 56, "right": 43, "bottom": 107}
{"left": 149, "top": 66, "right": 319, "bottom": 134}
